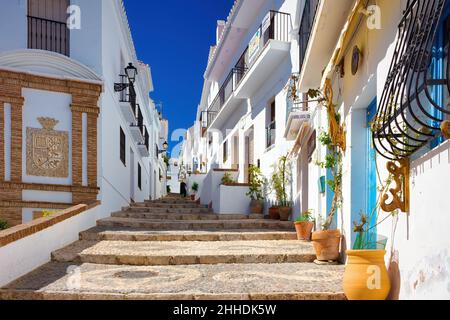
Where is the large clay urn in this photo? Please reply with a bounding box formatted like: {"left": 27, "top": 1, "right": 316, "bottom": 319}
{"left": 311, "top": 229, "right": 341, "bottom": 261}
{"left": 343, "top": 250, "right": 391, "bottom": 300}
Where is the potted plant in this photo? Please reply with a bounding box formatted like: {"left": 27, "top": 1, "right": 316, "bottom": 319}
{"left": 271, "top": 155, "right": 292, "bottom": 221}
{"left": 278, "top": 200, "right": 293, "bottom": 221}
{"left": 268, "top": 201, "right": 280, "bottom": 220}
{"left": 294, "top": 210, "right": 315, "bottom": 241}
{"left": 343, "top": 213, "right": 391, "bottom": 300}
{"left": 246, "top": 165, "right": 265, "bottom": 214}
{"left": 221, "top": 172, "right": 236, "bottom": 185}
{"left": 191, "top": 182, "right": 199, "bottom": 200}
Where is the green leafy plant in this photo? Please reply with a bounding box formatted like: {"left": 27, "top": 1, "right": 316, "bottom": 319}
{"left": 309, "top": 86, "right": 345, "bottom": 231}
{"left": 0, "top": 219, "right": 9, "bottom": 231}
{"left": 192, "top": 182, "right": 199, "bottom": 193}
{"left": 296, "top": 210, "right": 314, "bottom": 222}
{"left": 246, "top": 165, "right": 264, "bottom": 201}
{"left": 221, "top": 172, "right": 236, "bottom": 185}
{"left": 271, "top": 155, "right": 291, "bottom": 206}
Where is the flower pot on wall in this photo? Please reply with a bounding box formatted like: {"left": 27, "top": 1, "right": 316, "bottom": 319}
{"left": 311, "top": 230, "right": 341, "bottom": 261}
{"left": 294, "top": 221, "right": 314, "bottom": 241}
{"left": 343, "top": 250, "right": 391, "bottom": 300}
{"left": 250, "top": 200, "right": 264, "bottom": 214}
{"left": 278, "top": 207, "right": 292, "bottom": 221}
{"left": 268, "top": 207, "right": 280, "bottom": 220}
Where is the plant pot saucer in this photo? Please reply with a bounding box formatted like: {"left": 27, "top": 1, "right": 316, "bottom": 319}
{"left": 314, "top": 259, "right": 340, "bottom": 266}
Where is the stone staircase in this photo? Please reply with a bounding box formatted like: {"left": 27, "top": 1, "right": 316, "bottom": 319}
{"left": 0, "top": 195, "right": 345, "bottom": 300}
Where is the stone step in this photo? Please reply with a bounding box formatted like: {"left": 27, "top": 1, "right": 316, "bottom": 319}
{"left": 97, "top": 217, "right": 295, "bottom": 231}
{"left": 122, "top": 207, "right": 212, "bottom": 214}
{"left": 111, "top": 212, "right": 248, "bottom": 221}
{"left": 131, "top": 203, "right": 203, "bottom": 209}
{"left": 51, "top": 240, "right": 315, "bottom": 266}
{"left": 80, "top": 227, "right": 298, "bottom": 242}
{"left": 0, "top": 262, "right": 345, "bottom": 300}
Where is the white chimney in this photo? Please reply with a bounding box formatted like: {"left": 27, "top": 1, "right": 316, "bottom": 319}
{"left": 216, "top": 20, "right": 226, "bottom": 45}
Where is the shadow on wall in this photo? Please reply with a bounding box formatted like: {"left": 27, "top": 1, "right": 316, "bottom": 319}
{"left": 387, "top": 250, "right": 401, "bottom": 300}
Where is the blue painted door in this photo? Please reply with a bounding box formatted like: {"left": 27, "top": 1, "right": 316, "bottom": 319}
{"left": 366, "top": 99, "right": 378, "bottom": 232}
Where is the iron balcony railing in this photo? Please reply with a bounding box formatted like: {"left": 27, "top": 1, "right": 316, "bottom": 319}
{"left": 28, "top": 15, "right": 70, "bottom": 56}
{"left": 200, "top": 110, "right": 218, "bottom": 130}
{"left": 206, "top": 67, "right": 246, "bottom": 125}
{"left": 139, "top": 125, "right": 150, "bottom": 151}
{"left": 206, "top": 10, "right": 291, "bottom": 128}
{"left": 131, "top": 105, "right": 145, "bottom": 138}
{"left": 266, "top": 121, "right": 276, "bottom": 149}
{"left": 236, "top": 11, "right": 291, "bottom": 85}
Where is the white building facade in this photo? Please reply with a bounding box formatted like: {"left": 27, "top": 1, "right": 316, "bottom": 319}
{"left": 183, "top": 0, "right": 307, "bottom": 214}
{"left": 0, "top": 0, "right": 167, "bottom": 227}
{"left": 292, "top": 0, "right": 450, "bottom": 299}
{"left": 184, "top": 0, "right": 450, "bottom": 299}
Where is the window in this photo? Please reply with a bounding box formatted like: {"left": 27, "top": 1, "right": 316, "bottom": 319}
{"left": 28, "top": 0, "right": 70, "bottom": 56}
{"left": 120, "top": 127, "right": 126, "bottom": 166}
{"left": 299, "top": 0, "right": 319, "bottom": 72}
{"left": 223, "top": 140, "right": 228, "bottom": 163}
{"left": 266, "top": 100, "right": 276, "bottom": 148}
{"left": 138, "top": 163, "right": 142, "bottom": 190}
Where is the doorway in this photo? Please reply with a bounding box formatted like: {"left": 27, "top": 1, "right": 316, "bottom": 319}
{"left": 130, "top": 148, "right": 135, "bottom": 202}
{"left": 244, "top": 128, "right": 254, "bottom": 183}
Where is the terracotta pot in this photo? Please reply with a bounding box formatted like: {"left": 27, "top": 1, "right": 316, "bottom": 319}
{"left": 278, "top": 207, "right": 292, "bottom": 221}
{"left": 268, "top": 207, "right": 280, "bottom": 220}
{"left": 311, "top": 229, "right": 341, "bottom": 261}
{"left": 343, "top": 250, "right": 391, "bottom": 300}
{"left": 294, "top": 221, "right": 314, "bottom": 241}
{"left": 250, "top": 200, "right": 264, "bottom": 214}
{"left": 190, "top": 194, "right": 195, "bottom": 201}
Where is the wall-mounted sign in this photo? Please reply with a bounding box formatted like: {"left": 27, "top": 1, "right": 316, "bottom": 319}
{"left": 248, "top": 28, "right": 261, "bottom": 65}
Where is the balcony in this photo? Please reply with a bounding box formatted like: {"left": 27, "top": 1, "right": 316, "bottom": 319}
{"left": 206, "top": 68, "right": 246, "bottom": 129}
{"left": 266, "top": 121, "right": 276, "bottom": 149}
{"left": 138, "top": 126, "right": 150, "bottom": 157}
{"left": 130, "top": 105, "right": 145, "bottom": 143}
{"left": 284, "top": 102, "right": 313, "bottom": 141}
{"left": 206, "top": 11, "right": 291, "bottom": 130}
{"left": 28, "top": 15, "right": 70, "bottom": 56}
{"left": 117, "top": 75, "right": 138, "bottom": 123}
{"left": 234, "top": 11, "right": 291, "bottom": 99}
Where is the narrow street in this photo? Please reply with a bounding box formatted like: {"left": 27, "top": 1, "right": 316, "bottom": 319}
{"left": 1, "top": 195, "right": 344, "bottom": 300}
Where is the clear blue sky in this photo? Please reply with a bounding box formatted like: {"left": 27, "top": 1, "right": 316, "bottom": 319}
{"left": 124, "top": 0, "right": 235, "bottom": 155}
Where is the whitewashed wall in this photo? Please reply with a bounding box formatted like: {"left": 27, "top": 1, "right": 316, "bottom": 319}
{"left": 0, "top": 205, "right": 107, "bottom": 288}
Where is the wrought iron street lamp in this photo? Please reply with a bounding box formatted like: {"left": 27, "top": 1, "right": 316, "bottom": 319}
{"left": 158, "top": 141, "right": 168, "bottom": 154}
{"left": 125, "top": 63, "right": 138, "bottom": 84}
{"left": 114, "top": 62, "right": 138, "bottom": 92}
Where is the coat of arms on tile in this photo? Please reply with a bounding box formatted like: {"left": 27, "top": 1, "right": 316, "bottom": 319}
{"left": 26, "top": 117, "right": 69, "bottom": 178}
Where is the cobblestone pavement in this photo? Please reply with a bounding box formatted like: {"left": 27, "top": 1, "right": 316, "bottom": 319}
{"left": 0, "top": 195, "right": 345, "bottom": 300}
{"left": 1, "top": 262, "right": 345, "bottom": 300}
